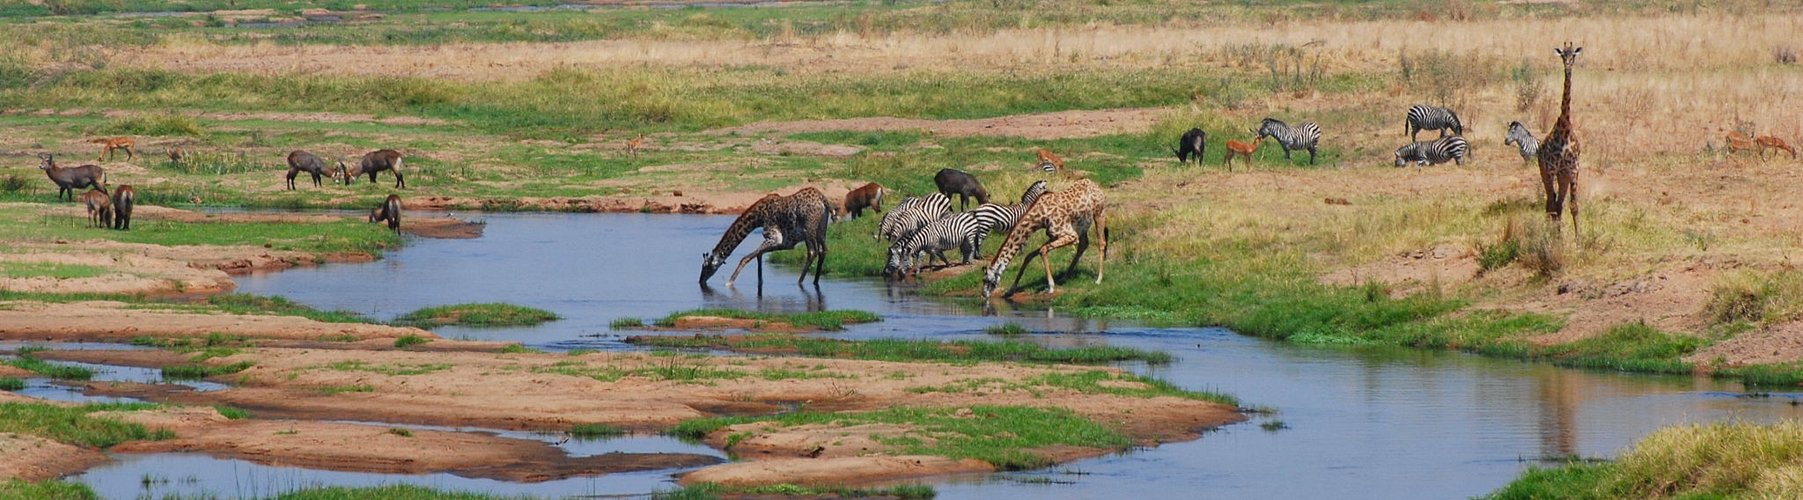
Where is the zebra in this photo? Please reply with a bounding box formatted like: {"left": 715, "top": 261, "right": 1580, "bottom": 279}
{"left": 1256, "top": 118, "right": 1322, "bottom": 165}
{"left": 1405, "top": 105, "right": 1465, "bottom": 141}
{"left": 964, "top": 180, "right": 1050, "bottom": 258}
{"left": 876, "top": 192, "right": 950, "bottom": 242}
{"left": 1504, "top": 121, "right": 1540, "bottom": 163}
{"left": 885, "top": 211, "right": 984, "bottom": 279}
{"left": 1393, "top": 136, "right": 1469, "bottom": 169}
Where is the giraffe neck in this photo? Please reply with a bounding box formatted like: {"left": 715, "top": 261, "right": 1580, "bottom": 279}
{"left": 710, "top": 204, "right": 767, "bottom": 259}
{"left": 987, "top": 206, "right": 1043, "bottom": 274}
{"left": 1556, "top": 61, "right": 1573, "bottom": 130}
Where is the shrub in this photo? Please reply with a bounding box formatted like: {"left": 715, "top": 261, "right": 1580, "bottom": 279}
{"left": 393, "top": 335, "right": 431, "bottom": 349}
{"left": 1511, "top": 58, "right": 1544, "bottom": 112}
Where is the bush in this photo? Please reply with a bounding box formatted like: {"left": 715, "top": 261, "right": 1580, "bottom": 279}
{"left": 1777, "top": 45, "right": 1798, "bottom": 65}
{"left": 1511, "top": 58, "right": 1544, "bottom": 112}
{"left": 1, "top": 174, "right": 27, "bottom": 193}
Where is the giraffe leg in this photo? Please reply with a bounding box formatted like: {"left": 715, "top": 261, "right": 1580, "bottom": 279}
{"left": 1006, "top": 246, "right": 1046, "bottom": 295}
{"left": 795, "top": 247, "right": 813, "bottom": 286}
{"left": 726, "top": 238, "right": 782, "bottom": 287}
{"left": 1566, "top": 170, "right": 1580, "bottom": 236}
{"left": 1037, "top": 233, "right": 1080, "bottom": 294}
{"left": 1093, "top": 211, "right": 1108, "bottom": 284}
{"left": 1539, "top": 162, "right": 1559, "bottom": 221}
{"left": 1062, "top": 224, "right": 1089, "bottom": 278}
{"left": 812, "top": 243, "right": 826, "bottom": 285}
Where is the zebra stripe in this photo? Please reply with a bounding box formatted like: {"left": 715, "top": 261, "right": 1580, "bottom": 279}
{"left": 885, "top": 211, "right": 983, "bottom": 278}
{"left": 876, "top": 192, "right": 950, "bottom": 242}
{"left": 1504, "top": 121, "right": 1540, "bottom": 163}
{"left": 1019, "top": 180, "right": 1048, "bottom": 207}
{"left": 1406, "top": 105, "right": 1464, "bottom": 141}
{"left": 1257, "top": 118, "right": 1323, "bottom": 165}
{"left": 1394, "top": 136, "right": 1469, "bottom": 169}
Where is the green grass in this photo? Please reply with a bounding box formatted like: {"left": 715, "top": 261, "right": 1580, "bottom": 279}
{"left": 609, "top": 317, "right": 646, "bottom": 329}
{"left": 0, "top": 261, "right": 108, "bottom": 279}
{"left": 0, "top": 402, "right": 172, "bottom": 448}
{"left": 656, "top": 483, "right": 935, "bottom": 500}
{"left": 671, "top": 405, "right": 1130, "bottom": 470}
{"left": 904, "top": 370, "right": 1235, "bottom": 406}
{"left": 212, "top": 405, "right": 249, "bottom": 420}
{"left": 393, "top": 335, "right": 431, "bottom": 349}
{"left": 3, "top": 355, "right": 94, "bottom": 380}
{"left": 0, "top": 377, "right": 23, "bottom": 391}
{"left": 200, "top": 294, "right": 372, "bottom": 324}
{"left": 531, "top": 358, "right": 744, "bottom": 384}
{"left": 0, "top": 205, "right": 399, "bottom": 255}
{"left": 322, "top": 360, "right": 451, "bottom": 376}
{"left": 568, "top": 423, "right": 626, "bottom": 439}
{"left": 498, "top": 343, "right": 539, "bottom": 354}
{"left": 0, "top": 479, "right": 96, "bottom": 500}
{"left": 652, "top": 308, "right": 880, "bottom": 331}
{"left": 391, "top": 303, "right": 559, "bottom": 328}
{"left": 161, "top": 361, "right": 253, "bottom": 380}
{"left": 984, "top": 323, "right": 1028, "bottom": 336}
{"left": 1487, "top": 421, "right": 1803, "bottom": 499}
{"left": 630, "top": 334, "right": 1174, "bottom": 365}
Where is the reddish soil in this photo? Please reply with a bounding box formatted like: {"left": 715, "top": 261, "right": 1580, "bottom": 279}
{"left": 0, "top": 433, "right": 108, "bottom": 481}
{"left": 681, "top": 456, "right": 994, "bottom": 487}
{"left": 0, "top": 300, "right": 434, "bottom": 342}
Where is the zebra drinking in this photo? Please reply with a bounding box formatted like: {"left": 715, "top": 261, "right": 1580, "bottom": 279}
{"left": 876, "top": 192, "right": 951, "bottom": 242}
{"left": 885, "top": 211, "right": 984, "bottom": 280}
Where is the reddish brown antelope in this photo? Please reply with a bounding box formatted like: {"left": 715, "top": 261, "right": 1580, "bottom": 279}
{"left": 110, "top": 185, "right": 135, "bottom": 230}
{"left": 1757, "top": 135, "right": 1797, "bottom": 160}
{"left": 339, "top": 149, "right": 406, "bottom": 189}
{"left": 80, "top": 187, "right": 112, "bottom": 228}
{"left": 626, "top": 134, "right": 646, "bottom": 158}
{"left": 368, "top": 194, "right": 401, "bottom": 235}
{"left": 842, "top": 182, "right": 887, "bottom": 219}
{"left": 90, "top": 137, "right": 135, "bottom": 161}
{"left": 37, "top": 153, "right": 107, "bottom": 201}
{"left": 1223, "top": 135, "right": 1265, "bottom": 172}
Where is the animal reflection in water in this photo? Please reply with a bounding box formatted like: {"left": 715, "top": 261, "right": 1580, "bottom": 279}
{"left": 699, "top": 188, "right": 832, "bottom": 288}
{"left": 700, "top": 281, "right": 827, "bottom": 311}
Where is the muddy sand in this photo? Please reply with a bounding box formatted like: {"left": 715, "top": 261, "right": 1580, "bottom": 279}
{"left": 45, "top": 345, "right": 1240, "bottom": 486}
{"left": 0, "top": 300, "right": 432, "bottom": 342}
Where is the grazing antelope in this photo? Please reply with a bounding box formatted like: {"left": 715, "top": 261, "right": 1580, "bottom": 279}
{"left": 1726, "top": 131, "right": 1758, "bottom": 155}
{"left": 368, "top": 194, "right": 402, "bottom": 235}
{"left": 90, "top": 137, "right": 135, "bottom": 161}
{"left": 80, "top": 187, "right": 112, "bottom": 228}
{"left": 166, "top": 147, "right": 184, "bottom": 163}
{"left": 1174, "top": 128, "right": 1207, "bottom": 164}
{"left": 37, "top": 153, "right": 106, "bottom": 201}
{"left": 110, "top": 185, "right": 135, "bottom": 230}
{"left": 934, "top": 168, "right": 989, "bottom": 211}
{"left": 842, "top": 182, "right": 886, "bottom": 219}
{"left": 1223, "top": 135, "right": 1265, "bottom": 171}
{"left": 1757, "top": 135, "right": 1797, "bottom": 160}
{"left": 700, "top": 188, "right": 833, "bottom": 287}
{"left": 1036, "top": 149, "right": 1065, "bottom": 173}
{"left": 339, "top": 149, "right": 405, "bottom": 188}
{"left": 626, "top": 134, "right": 646, "bottom": 158}
{"left": 285, "top": 150, "right": 331, "bottom": 190}
{"left": 1538, "top": 42, "right": 1583, "bottom": 234}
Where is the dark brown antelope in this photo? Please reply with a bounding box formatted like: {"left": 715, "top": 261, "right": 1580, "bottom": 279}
{"left": 339, "top": 149, "right": 405, "bottom": 188}
{"left": 80, "top": 187, "right": 112, "bottom": 229}
{"left": 90, "top": 137, "right": 135, "bottom": 161}
{"left": 285, "top": 150, "right": 331, "bottom": 190}
{"left": 842, "top": 182, "right": 886, "bottom": 219}
{"left": 369, "top": 194, "right": 401, "bottom": 234}
{"left": 933, "top": 168, "right": 989, "bottom": 211}
{"left": 111, "top": 185, "right": 135, "bottom": 230}
{"left": 37, "top": 153, "right": 107, "bottom": 201}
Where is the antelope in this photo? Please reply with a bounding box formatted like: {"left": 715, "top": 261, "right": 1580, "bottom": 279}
{"left": 1757, "top": 135, "right": 1797, "bottom": 160}
{"left": 626, "top": 134, "right": 646, "bottom": 158}
{"left": 285, "top": 150, "right": 331, "bottom": 190}
{"left": 166, "top": 147, "right": 184, "bottom": 163}
{"left": 80, "top": 187, "right": 112, "bottom": 229}
{"left": 339, "top": 149, "right": 405, "bottom": 188}
{"left": 90, "top": 137, "right": 135, "bottom": 161}
{"left": 1174, "top": 128, "right": 1206, "bottom": 164}
{"left": 1223, "top": 135, "right": 1265, "bottom": 171}
{"left": 110, "top": 185, "right": 135, "bottom": 230}
{"left": 37, "top": 153, "right": 107, "bottom": 201}
{"left": 933, "top": 168, "right": 989, "bottom": 211}
{"left": 1036, "top": 148, "right": 1065, "bottom": 173}
{"left": 1726, "top": 131, "right": 1757, "bottom": 155}
{"left": 369, "top": 194, "right": 401, "bottom": 235}
{"left": 842, "top": 182, "right": 886, "bottom": 219}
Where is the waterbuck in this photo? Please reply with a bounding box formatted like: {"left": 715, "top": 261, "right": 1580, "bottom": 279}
{"left": 369, "top": 194, "right": 401, "bottom": 234}
{"left": 80, "top": 187, "right": 112, "bottom": 228}
{"left": 37, "top": 153, "right": 106, "bottom": 201}
{"left": 933, "top": 168, "right": 989, "bottom": 211}
{"left": 339, "top": 149, "right": 406, "bottom": 189}
{"left": 111, "top": 185, "right": 135, "bottom": 230}
{"left": 285, "top": 150, "right": 331, "bottom": 190}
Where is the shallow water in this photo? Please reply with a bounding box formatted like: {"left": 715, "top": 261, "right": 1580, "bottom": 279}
{"left": 101, "top": 213, "right": 1802, "bottom": 498}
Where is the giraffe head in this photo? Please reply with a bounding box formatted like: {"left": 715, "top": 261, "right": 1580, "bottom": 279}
{"left": 981, "top": 263, "right": 1005, "bottom": 299}
{"left": 1554, "top": 42, "right": 1582, "bottom": 68}
{"left": 699, "top": 252, "right": 727, "bottom": 283}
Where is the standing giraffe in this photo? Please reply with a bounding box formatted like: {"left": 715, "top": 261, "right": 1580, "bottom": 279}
{"left": 1538, "top": 42, "right": 1583, "bottom": 235}
{"left": 700, "top": 187, "right": 832, "bottom": 287}
{"left": 981, "top": 179, "right": 1108, "bottom": 298}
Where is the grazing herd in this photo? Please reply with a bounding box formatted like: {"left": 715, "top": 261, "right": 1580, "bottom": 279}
{"left": 33, "top": 146, "right": 409, "bottom": 233}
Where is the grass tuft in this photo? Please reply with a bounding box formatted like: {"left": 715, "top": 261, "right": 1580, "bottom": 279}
{"left": 0, "top": 402, "right": 171, "bottom": 448}
{"left": 1487, "top": 421, "right": 1803, "bottom": 499}
{"left": 392, "top": 303, "right": 559, "bottom": 328}
{"left": 393, "top": 335, "right": 431, "bottom": 349}
{"left": 568, "top": 423, "right": 626, "bottom": 439}
{"left": 653, "top": 309, "right": 880, "bottom": 331}
{"left": 0, "top": 377, "right": 23, "bottom": 391}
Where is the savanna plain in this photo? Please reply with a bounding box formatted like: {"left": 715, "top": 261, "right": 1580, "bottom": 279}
{"left": 2, "top": 0, "right": 1803, "bottom": 498}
